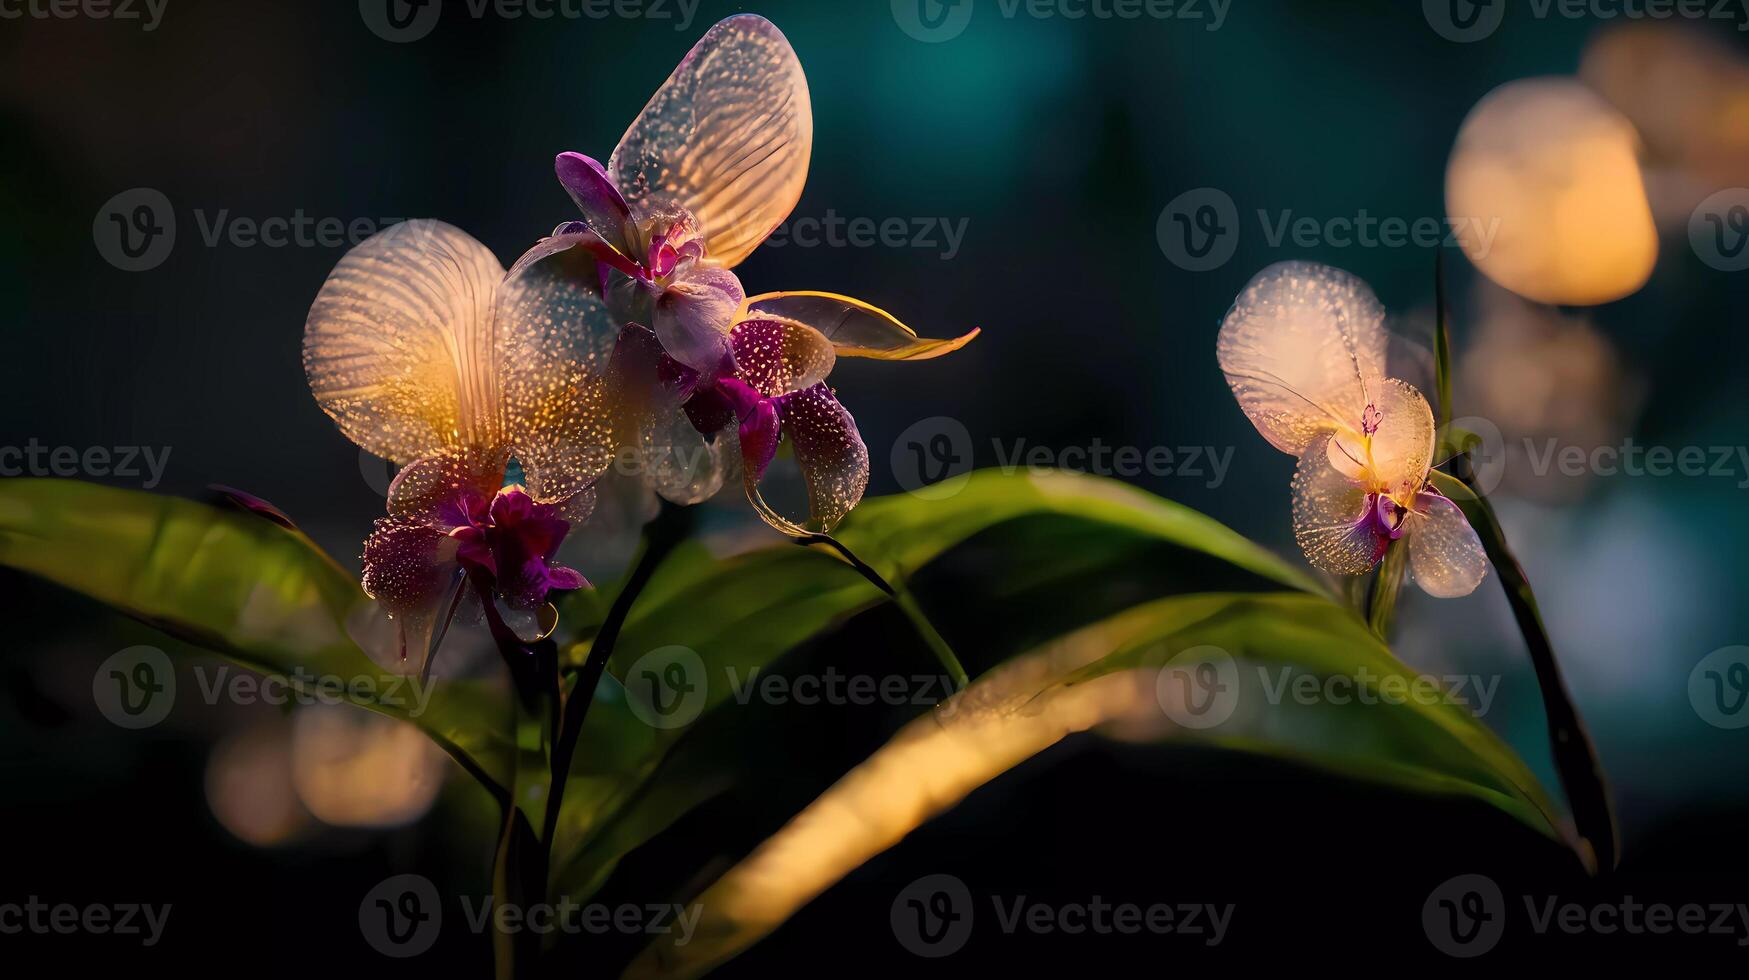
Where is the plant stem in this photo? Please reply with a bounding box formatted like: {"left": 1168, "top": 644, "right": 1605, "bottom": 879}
{"left": 795, "top": 532, "right": 970, "bottom": 689}
{"left": 1429, "top": 467, "right": 1619, "bottom": 873}
{"left": 539, "top": 500, "right": 694, "bottom": 873}
{"left": 1365, "top": 537, "right": 1409, "bottom": 638}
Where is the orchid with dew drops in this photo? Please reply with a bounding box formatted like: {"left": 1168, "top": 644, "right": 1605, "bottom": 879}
{"left": 530, "top": 14, "right": 978, "bottom": 533}
{"left": 305, "top": 219, "right": 620, "bottom": 673}
{"left": 1217, "top": 261, "right": 1488, "bottom": 598}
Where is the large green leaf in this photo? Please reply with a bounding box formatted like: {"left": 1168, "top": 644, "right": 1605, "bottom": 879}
{"left": 621, "top": 589, "right": 1562, "bottom": 979}
{"left": 0, "top": 479, "right": 517, "bottom": 800}
{"left": 545, "top": 469, "right": 1561, "bottom": 916}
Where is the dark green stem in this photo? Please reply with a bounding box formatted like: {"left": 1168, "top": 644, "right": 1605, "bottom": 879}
{"left": 1429, "top": 467, "right": 1619, "bottom": 873}
{"left": 1365, "top": 537, "right": 1409, "bottom": 638}
{"left": 795, "top": 532, "right": 970, "bottom": 689}
{"left": 539, "top": 500, "right": 694, "bottom": 874}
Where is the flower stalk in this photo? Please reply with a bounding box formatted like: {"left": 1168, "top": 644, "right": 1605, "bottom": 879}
{"left": 796, "top": 532, "right": 970, "bottom": 689}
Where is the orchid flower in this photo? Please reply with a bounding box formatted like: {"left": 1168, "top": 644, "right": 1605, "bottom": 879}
{"left": 1217, "top": 261, "right": 1488, "bottom": 598}
{"left": 305, "top": 219, "right": 619, "bottom": 670}
{"left": 530, "top": 14, "right": 978, "bottom": 533}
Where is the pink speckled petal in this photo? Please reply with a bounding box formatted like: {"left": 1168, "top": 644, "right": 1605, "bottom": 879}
{"left": 384, "top": 447, "right": 508, "bottom": 529}
{"left": 751, "top": 383, "right": 867, "bottom": 535}
{"left": 360, "top": 518, "right": 463, "bottom": 673}
{"left": 728, "top": 317, "right": 836, "bottom": 397}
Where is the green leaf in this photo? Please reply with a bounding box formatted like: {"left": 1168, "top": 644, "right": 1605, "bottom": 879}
{"left": 0, "top": 479, "right": 515, "bottom": 802}
{"left": 546, "top": 469, "right": 1559, "bottom": 911}
{"left": 621, "top": 590, "right": 1562, "bottom": 979}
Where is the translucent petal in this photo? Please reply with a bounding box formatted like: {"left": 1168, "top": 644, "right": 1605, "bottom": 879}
{"left": 1329, "top": 379, "right": 1436, "bottom": 497}
{"left": 653, "top": 267, "right": 742, "bottom": 376}
{"left": 609, "top": 14, "right": 812, "bottom": 269}
{"left": 740, "top": 290, "right": 980, "bottom": 360}
{"left": 752, "top": 383, "right": 868, "bottom": 535}
{"left": 641, "top": 404, "right": 730, "bottom": 506}
{"left": 729, "top": 317, "right": 836, "bottom": 397}
{"left": 305, "top": 220, "right": 505, "bottom": 464}
{"left": 385, "top": 447, "right": 508, "bottom": 529}
{"left": 1217, "top": 261, "right": 1389, "bottom": 457}
{"left": 1291, "top": 433, "right": 1383, "bottom": 576}
{"left": 495, "top": 241, "right": 623, "bottom": 502}
{"left": 1407, "top": 493, "right": 1488, "bottom": 598}
{"left": 359, "top": 519, "right": 463, "bottom": 674}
